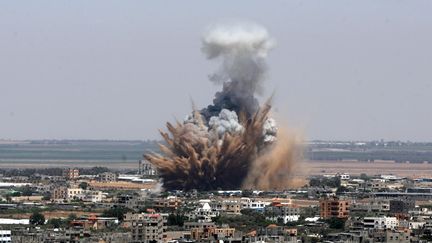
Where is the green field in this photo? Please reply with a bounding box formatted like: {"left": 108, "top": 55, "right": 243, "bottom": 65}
{"left": 0, "top": 140, "right": 159, "bottom": 164}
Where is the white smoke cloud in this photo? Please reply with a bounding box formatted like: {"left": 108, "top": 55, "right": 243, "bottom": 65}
{"left": 263, "top": 118, "right": 278, "bottom": 143}
{"left": 208, "top": 109, "right": 244, "bottom": 139}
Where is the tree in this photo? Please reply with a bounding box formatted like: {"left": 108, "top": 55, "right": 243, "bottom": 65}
{"left": 325, "top": 217, "right": 345, "bottom": 229}
{"left": 48, "top": 218, "right": 64, "bottom": 228}
{"left": 309, "top": 178, "right": 321, "bottom": 187}
{"left": 42, "top": 192, "right": 51, "bottom": 201}
{"left": 29, "top": 212, "right": 45, "bottom": 226}
{"left": 241, "top": 190, "right": 253, "bottom": 197}
{"left": 20, "top": 185, "right": 34, "bottom": 196}
{"left": 167, "top": 213, "right": 186, "bottom": 226}
{"left": 336, "top": 186, "right": 348, "bottom": 195}
{"left": 79, "top": 182, "right": 89, "bottom": 190}
{"left": 359, "top": 173, "right": 370, "bottom": 181}
{"left": 102, "top": 206, "right": 131, "bottom": 221}
{"left": 66, "top": 213, "right": 77, "bottom": 224}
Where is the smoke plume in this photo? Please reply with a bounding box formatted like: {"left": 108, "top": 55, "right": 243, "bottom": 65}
{"left": 145, "top": 23, "right": 299, "bottom": 191}
{"left": 201, "top": 23, "right": 275, "bottom": 120}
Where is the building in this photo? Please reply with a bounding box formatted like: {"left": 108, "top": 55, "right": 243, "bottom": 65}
{"left": 98, "top": 172, "right": 117, "bottom": 182}
{"left": 0, "top": 230, "right": 11, "bottom": 243}
{"left": 183, "top": 222, "right": 216, "bottom": 231}
{"left": 339, "top": 173, "right": 350, "bottom": 180}
{"left": 265, "top": 202, "right": 301, "bottom": 224}
{"left": 67, "top": 187, "right": 84, "bottom": 200}
{"left": 254, "top": 225, "right": 298, "bottom": 242}
{"left": 350, "top": 198, "right": 390, "bottom": 213}
{"left": 320, "top": 197, "right": 350, "bottom": 219}
{"left": 386, "top": 229, "right": 411, "bottom": 242}
{"left": 363, "top": 217, "right": 398, "bottom": 230}
{"left": 389, "top": 199, "right": 415, "bottom": 214}
{"left": 130, "top": 213, "right": 168, "bottom": 243}
{"left": 63, "top": 168, "right": 79, "bottom": 180}
{"left": 74, "top": 190, "right": 104, "bottom": 203}
{"left": 52, "top": 186, "right": 67, "bottom": 201}
{"left": 241, "top": 198, "right": 270, "bottom": 212}
{"left": 153, "top": 196, "right": 181, "bottom": 212}
{"left": 190, "top": 226, "right": 235, "bottom": 241}
{"left": 209, "top": 200, "right": 242, "bottom": 214}
{"left": 10, "top": 196, "right": 43, "bottom": 203}
{"left": 187, "top": 202, "right": 218, "bottom": 222}
{"left": 138, "top": 160, "right": 157, "bottom": 176}
{"left": 70, "top": 215, "right": 119, "bottom": 230}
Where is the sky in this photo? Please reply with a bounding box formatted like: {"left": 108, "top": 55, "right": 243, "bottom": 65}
{"left": 1, "top": 0, "right": 431, "bottom": 141}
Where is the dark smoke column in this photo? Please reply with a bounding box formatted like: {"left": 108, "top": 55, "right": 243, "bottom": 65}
{"left": 144, "top": 23, "right": 298, "bottom": 191}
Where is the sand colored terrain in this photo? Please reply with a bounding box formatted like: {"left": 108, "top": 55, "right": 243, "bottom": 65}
{"left": 0, "top": 210, "right": 100, "bottom": 220}
{"left": 303, "top": 160, "right": 432, "bottom": 178}
{"left": 2, "top": 159, "right": 432, "bottom": 180}
{"left": 88, "top": 181, "right": 155, "bottom": 190}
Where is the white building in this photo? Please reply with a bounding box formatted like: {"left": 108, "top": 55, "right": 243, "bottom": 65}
{"left": 363, "top": 217, "right": 398, "bottom": 230}
{"left": 67, "top": 187, "right": 103, "bottom": 203}
{"left": 0, "top": 230, "right": 11, "bottom": 243}
{"left": 192, "top": 202, "right": 218, "bottom": 222}
{"left": 67, "top": 187, "right": 84, "bottom": 199}
{"left": 0, "top": 219, "right": 29, "bottom": 225}
{"left": 241, "top": 198, "right": 271, "bottom": 211}
{"left": 399, "top": 220, "right": 425, "bottom": 229}
{"left": 265, "top": 203, "right": 301, "bottom": 224}
{"left": 75, "top": 190, "right": 104, "bottom": 203}
{"left": 339, "top": 173, "right": 350, "bottom": 180}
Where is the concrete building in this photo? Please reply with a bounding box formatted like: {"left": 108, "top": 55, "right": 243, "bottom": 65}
{"left": 363, "top": 217, "right": 398, "bottom": 230}
{"left": 63, "top": 168, "right": 79, "bottom": 180}
{"left": 209, "top": 200, "right": 242, "bottom": 214}
{"left": 241, "top": 198, "right": 270, "bottom": 212}
{"left": 153, "top": 196, "right": 181, "bottom": 212}
{"left": 265, "top": 202, "right": 301, "bottom": 224}
{"left": 191, "top": 226, "right": 235, "bottom": 241}
{"left": 389, "top": 199, "right": 415, "bottom": 214}
{"left": 138, "top": 160, "right": 157, "bottom": 176}
{"left": 75, "top": 190, "right": 103, "bottom": 203}
{"left": 183, "top": 222, "right": 215, "bottom": 231}
{"left": 320, "top": 197, "right": 350, "bottom": 219}
{"left": 98, "top": 172, "right": 117, "bottom": 182}
{"left": 386, "top": 229, "right": 411, "bottom": 243}
{"left": 187, "top": 202, "right": 218, "bottom": 222}
{"left": 70, "top": 215, "right": 118, "bottom": 230}
{"left": 254, "top": 225, "right": 298, "bottom": 243}
{"left": 67, "top": 187, "right": 83, "bottom": 200}
{"left": 351, "top": 198, "right": 390, "bottom": 213}
{"left": 0, "top": 230, "right": 11, "bottom": 243}
{"left": 52, "top": 186, "right": 67, "bottom": 201}
{"left": 130, "top": 213, "right": 168, "bottom": 243}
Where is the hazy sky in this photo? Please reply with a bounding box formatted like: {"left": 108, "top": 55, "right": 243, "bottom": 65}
{"left": 1, "top": 0, "right": 431, "bottom": 141}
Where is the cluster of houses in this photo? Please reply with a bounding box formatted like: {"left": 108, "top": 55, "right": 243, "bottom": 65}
{"left": 2, "top": 168, "right": 432, "bottom": 242}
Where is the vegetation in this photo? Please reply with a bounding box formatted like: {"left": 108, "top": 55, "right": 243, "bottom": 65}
{"left": 324, "top": 217, "right": 345, "bottom": 230}
{"left": 29, "top": 212, "right": 46, "bottom": 226}
{"left": 79, "top": 167, "right": 110, "bottom": 175}
{"left": 213, "top": 209, "right": 273, "bottom": 232}
{"left": 167, "top": 213, "right": 187, "bottom": 226}
{"left": 79, "top": 182, "right": 89, "bottom": 190}
{"left": 309, "top": 176, "right": 341, "bottom": 188}
{"left": 102, "top": 206, "right": 132, "bottom": 221}
{"left": 336, "top": 186, "right": 349, "bottom": 195}
{"left": 47, "top": 218, "right": 66, "bottom": 228}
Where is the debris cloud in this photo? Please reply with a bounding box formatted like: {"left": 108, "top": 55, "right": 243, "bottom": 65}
{"left": 144, "top": 23, "right": 300, "bottom": 191}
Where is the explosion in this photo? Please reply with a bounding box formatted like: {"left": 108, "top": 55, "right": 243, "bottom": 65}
{"left": 145, "top": 23, "right": 300, "bottom": 191}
